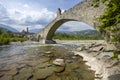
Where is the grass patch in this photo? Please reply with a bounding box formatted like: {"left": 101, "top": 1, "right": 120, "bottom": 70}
{"left": 112, "top": 51, "right": 120, "bottom": 60}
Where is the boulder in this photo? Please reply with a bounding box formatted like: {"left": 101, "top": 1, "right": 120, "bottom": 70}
{"left": 5, "top": 68, "right": 18, "bottom": 75}
{"left": 0, "top": 73, "right": 4, "bottom": 78}
{"left": 90, "top": 46, "right": 105, "bottom": 52}
{"left": 14, "top": 67, "right": 33, "bottom": 80}
{"left": 45, "top": 51, "right": 51, "bottom": 54}
{"left": 118, "top": 55, "right": 120, "bottom": 59}
{"left": 96, "top": 52, "right": 113, "bottom": 60}
{"left": 76, "top": 47, "right": 83, "bottom": 51}
{"left": 0, "top": 75, "right": 12, "bottom": 80}
{"left": 53, "top": 59, "right": 65, "bottom": 66}
{"left": 39, "top": 57, "right": 51, "bottom": 63}
{"left": 105, "top": 44, "right": 117, "bottom": 51}
{"left": 54, "top": 66, "right": 65, "bottom": 73}
{"left": 47, "top": 75, "right": 61, "bottom": 80}
{"left": 35, "top": 62, "right": 52, "bottom": 69}
{"left": 34, "top": 67, "right": 54, "bottom": 80}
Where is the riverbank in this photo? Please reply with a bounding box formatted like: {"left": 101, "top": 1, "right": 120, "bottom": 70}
{"left": 73, "top": 41, "right": 120, "bottom": 80}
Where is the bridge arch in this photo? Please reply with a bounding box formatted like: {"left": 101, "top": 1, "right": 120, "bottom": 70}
{"left": 46, "top": 19, "right": 77, "bottom": 40}
{"left": 36, "top": 0, "right": 120, "bottom": 50}
{"left": 36, "top": 0, "right": 106, "bottom": 44}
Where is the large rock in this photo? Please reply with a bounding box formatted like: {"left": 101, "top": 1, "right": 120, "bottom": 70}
{"left": 0, "top": 75, "right": 12, "bottom": 80}
{"left": 118, "top": 55, "right": 120, "bottom": 59}
{"left": 5, "top": 68, "right": 18, "bottom": 75}
{"left": 35, "top": 62, "right": 52, "bottom": 69}
{"left": 46, "top": 40, "right": 56, "bottom": 44}
{"left": 105, "top": 44, "right": 117, "bottom": 51}
{"left": 47, "top": 75, "right": 61, "bottom": 80}
{"left": 54, "top": 66, "right": 65, "bottom": 73}
{"left": 108, "top": 74, "right": 120, "bottom": 80}
{"left": 34, "top": 67, "right": 54, "bottom": 80}
{"left": 96, "top": 52, "right": 113, "bottom": 60}
{"left": 89, "top": 46, "right": 105, "bottom": 52}
{"left": 0, "top": 73, "right": 4, "bottom": 78}
{"left": 39, "top": 56, "right": 51, "bottom": 63}
{"left": 53, "top": 59, "right": 65, "bottom": 66}
{"left": 14, "top": 67, "right": 33, "bottom": 80}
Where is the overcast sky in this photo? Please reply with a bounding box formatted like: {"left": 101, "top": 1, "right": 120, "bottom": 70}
{"left": 0, "top": 0, "right": 94, "bottom": 32}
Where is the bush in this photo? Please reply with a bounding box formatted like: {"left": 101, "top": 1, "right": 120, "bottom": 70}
{"left": 93, "top": 0, "right": 120, "bottom": 43}
{"left": 112, "top": 51, "right": 120, "bottom": 60}
{"left": 0, "top": 34, "right": 28, "bottom": 45}
{"left": 0, "top": 37, "right": 10, "bottom": 45}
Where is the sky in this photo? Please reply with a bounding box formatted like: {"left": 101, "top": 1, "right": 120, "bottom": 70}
{"left": 0, "top": 0, "right": 94, "bottom": 32}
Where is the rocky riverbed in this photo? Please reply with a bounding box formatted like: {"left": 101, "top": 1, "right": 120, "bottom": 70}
{"left": 0, "top": 41, "right": 95, "bottom": 80}
{"left": 0, "top": 40, "right": 119, "bottom": 80}
{"left": 73, "top": 41, "right": 120, "bottom": 80}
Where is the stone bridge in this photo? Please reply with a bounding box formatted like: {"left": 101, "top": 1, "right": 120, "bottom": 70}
{"left": 36, "top": 0, "right": 120, "bottom": 49}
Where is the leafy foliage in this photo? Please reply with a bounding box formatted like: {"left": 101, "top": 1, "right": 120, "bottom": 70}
{"left": 93, "top": 0, "right": 120, "bottom": 43}
{"left": 112, "top": 51, "right": 120, "bottom": 60}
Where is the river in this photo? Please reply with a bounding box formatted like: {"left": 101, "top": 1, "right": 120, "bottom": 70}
{"left": 0, "top": 41, "right": 95, "bottom": 80}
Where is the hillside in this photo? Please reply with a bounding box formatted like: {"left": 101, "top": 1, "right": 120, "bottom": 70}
{"left": 70, "top": 29, "right": 102, "bottom": 37}
{"left": 0, "top": 27, "right": 13, "bottom": 33}
{"left": 54, "top": 29, "right": 104, "bottom": 40}
{"left": 0, "top": 24, "right": 19, "bottom": 32}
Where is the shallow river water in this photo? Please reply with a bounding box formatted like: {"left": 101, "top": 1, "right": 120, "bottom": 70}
{"left": 0, "top": 41, "right": 95, "bottom": 80}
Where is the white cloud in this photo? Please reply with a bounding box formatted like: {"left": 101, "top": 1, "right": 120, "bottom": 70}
{"left": 23, "top": 4, "right": 29, "bottom": 8}
{"left": 7, "top": 8, "right": 56, "bottom": 25}
{"left": 0, "top": 3, "right": 56, "bottom": 31}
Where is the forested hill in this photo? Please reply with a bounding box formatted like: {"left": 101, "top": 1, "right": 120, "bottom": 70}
{"left": 54, "top": 29, "right": 104, "bottom": 40}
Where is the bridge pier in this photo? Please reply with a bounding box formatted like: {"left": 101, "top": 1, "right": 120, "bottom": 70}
{"left": 38, "top": 39, "right": 56, "bottom": 44}
{"left": 45, "top": 40, "right": 56, "bottom": 44}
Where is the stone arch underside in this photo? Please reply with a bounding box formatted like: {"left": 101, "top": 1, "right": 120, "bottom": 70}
{"left": 46, "top": 19, "right": 77, "bottom": 40}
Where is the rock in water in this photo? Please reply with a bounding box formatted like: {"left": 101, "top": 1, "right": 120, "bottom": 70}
{"left": 54, "top": 66, "right": 65, "bottom": 73}
{"left": 34, "top": 67, "right": 54, "bottom": 80}
{"left": 53, "top": 59, "right": 65, "bottom": 66}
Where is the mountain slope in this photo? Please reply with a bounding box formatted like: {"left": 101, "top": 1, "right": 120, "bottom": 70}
{"left": 54, "top": 29, "right": 104, "bottom": 40}
{"left": 70, "top": 29, "right": 101, "bottom": 36}
{"left": 0, "top": 24, "right": 19, "bottom": 32}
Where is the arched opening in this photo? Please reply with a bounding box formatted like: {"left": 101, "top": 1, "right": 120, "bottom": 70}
{"left": 46, "top": 19, "right": 76, "bottom": 40}
{"left": 38, "top": 35, "right": 41, "bottom": 42}
{"left": 46, "top": 20, "right": 103, "bottom": 43}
